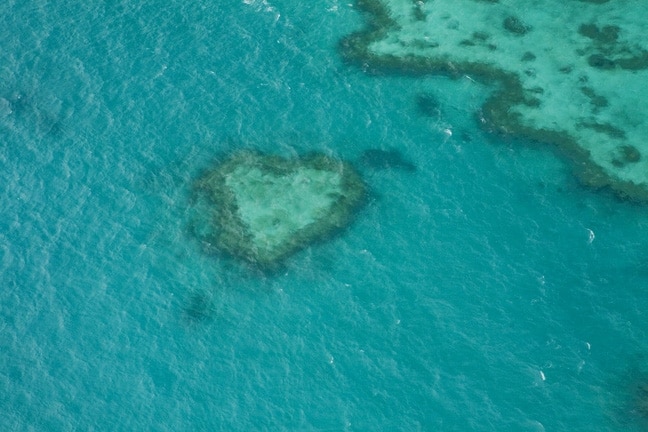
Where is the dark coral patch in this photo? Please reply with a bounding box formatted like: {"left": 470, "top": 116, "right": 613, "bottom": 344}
{"left": 579, "top": 121, "right": 626, "bottom": 139}
{"left": 182, "top": 291, "right": 216, "bottom": 323}
{"left": 617, "top": 51, "right": 648, "bottom": 71}
{"left": 359, "top": 148, "right": 417, "bottom": 172}
{"left": 521, "top": 52, "right": 536, "bottom": 62}
{"left": 415, "top": 92, "right": 441, "bottom": 117}
{"left": 611, "top": 145, "right": 641, "bottom": 167}
{"left": 503, "top": 16, "right": 531, "bottom": 35}
{"left": 580, "top": 86, "right": 609, "bottom": 110}
{"left": 588, "top": 54, "right": 616, "bottom": 70}
{"left": 579, "top": 23, "right": 619, "bottom": 44}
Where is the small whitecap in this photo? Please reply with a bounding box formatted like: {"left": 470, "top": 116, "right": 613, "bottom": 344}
{"left": 587, "top": 228, "right": 595, "bottom": 244}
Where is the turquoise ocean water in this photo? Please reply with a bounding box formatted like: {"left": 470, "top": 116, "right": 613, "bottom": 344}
{"left": 2, "top": 1, "right": 648, "bottom": 430}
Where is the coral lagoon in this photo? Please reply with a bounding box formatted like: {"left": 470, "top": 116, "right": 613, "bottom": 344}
{"left": 190, "top": 151, "right": 366, "bottom": 269}
{"left": 340, "top": 0, "right": 648, "bottom": 201}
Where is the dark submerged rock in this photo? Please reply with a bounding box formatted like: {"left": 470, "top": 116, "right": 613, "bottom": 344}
{"left": 503, "top": 16, "right": 531, "bottom": 35}
{"left": 588, "top": 54, "right": 616, "bottom": 70}
{"left": 415, "top": 92, "right": 441, "bottom": 117}
{"left": 359, "top": 148, "right": 416, "bottom": 172}
{"left": 182, "top": 291, "right": 215, "bottom": 323}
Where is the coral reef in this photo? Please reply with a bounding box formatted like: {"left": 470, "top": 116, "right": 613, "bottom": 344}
{"left": 190, "top": 151, "right": 366, "bottom": 269}
{"left": 339, "top": 0, "right": 648, "bottom": 202}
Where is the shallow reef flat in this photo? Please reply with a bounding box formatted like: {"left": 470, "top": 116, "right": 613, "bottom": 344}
{"left": 341, "top": 0, "right": 648, "bottom": 201}
{"left": 191, "top": 151, "right": 366, "bottom": 270}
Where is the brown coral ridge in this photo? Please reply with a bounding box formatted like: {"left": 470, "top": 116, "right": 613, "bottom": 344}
{"left": 190, "top": 151, "right": 367, "bottom": 271}
{"left": 338, "top": 0, "right": 648, "bottom": 203}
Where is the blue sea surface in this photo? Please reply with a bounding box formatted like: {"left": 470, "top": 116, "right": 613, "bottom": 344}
{"left": 2, "top": 0, "right": 648, "bottom": 430}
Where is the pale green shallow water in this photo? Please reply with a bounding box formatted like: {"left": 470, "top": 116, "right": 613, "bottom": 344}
{"left": 2, "top": 0, "right": 648, "bottom": 430}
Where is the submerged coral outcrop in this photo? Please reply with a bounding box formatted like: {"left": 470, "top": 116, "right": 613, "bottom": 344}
{"left": 340, "top": 0, "right": 648, "bottom": 202}
{"left": 190, "top": 151, "right": 366, "bottom": 269}
{"left": 359, "top": 148, "right": 417, "bottom": 172}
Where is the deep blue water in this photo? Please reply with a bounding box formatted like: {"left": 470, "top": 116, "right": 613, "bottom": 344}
{"left": 2, "top": 1, "right": 648, "bottom": 430}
